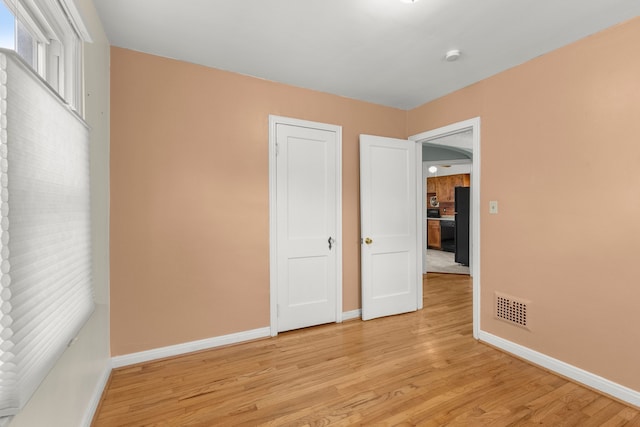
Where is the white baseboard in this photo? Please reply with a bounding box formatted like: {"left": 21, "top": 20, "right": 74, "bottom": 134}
{"left": 479, "top": 331, "right": 640, "bottom": 408}
{"left": 112, "top": 327, "right": 271, "bottom": 368}
{"left": 111, "top": 312, "right": 364, "bottom": 369}
{"left": 343, "top": 309, "right": 361, "bottom": 321}
{"left": 80, "top": 361, "right": 112, "bottom": 427}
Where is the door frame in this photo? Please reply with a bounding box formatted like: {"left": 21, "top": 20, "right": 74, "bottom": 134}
{"left": 268, "top": 115, "right": 343, "bottom": 337}
{"left": 409, "top": 117, "right": 481, "bottom": 339}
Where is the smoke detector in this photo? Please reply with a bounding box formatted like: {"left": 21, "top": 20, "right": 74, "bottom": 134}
{"left": 445, "top": 50, "right": 461, "bottom": 62}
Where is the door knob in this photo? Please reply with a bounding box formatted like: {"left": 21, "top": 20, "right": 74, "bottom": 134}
{"left": 364, "top": 237, "right": 373, "bottom": 245}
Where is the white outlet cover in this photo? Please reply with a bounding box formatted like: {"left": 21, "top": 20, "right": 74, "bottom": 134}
{"left": 489, "top": 200, "right": 499, "bottom": 214}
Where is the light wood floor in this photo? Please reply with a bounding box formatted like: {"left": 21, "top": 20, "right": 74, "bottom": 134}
{"left": 93, "top": 274, "right": 639, "bottom": 426}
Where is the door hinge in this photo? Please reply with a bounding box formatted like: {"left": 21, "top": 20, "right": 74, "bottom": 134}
{"left": 275, "top": 143, "right": 280, "bottom": 156}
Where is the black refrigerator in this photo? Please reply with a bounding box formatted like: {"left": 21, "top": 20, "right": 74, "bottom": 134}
{"left": 454, "top": 186, "right": 470, "bottom": 266}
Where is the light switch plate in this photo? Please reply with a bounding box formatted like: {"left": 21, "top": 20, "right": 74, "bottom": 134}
{"left": 489, "top": 200, "right": 499, "bottom": 214}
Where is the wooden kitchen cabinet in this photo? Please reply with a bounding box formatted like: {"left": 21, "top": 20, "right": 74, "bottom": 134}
{"left": 427, "top": 220, "right": 441, "bottom": 249}
{"left": 426, "top": 178, "right": 436, "bottom": 193}
{"left": 429, "top": 174, "right": 470, "bottom": 203}
{"left": 436, "top": 176, "right": 453, "bottom": 203}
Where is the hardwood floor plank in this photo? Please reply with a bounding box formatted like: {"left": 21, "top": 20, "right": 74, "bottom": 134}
{"left": 93, "top": 273, "right": 638, "bottom": 426}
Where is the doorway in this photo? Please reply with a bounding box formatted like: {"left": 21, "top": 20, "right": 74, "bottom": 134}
{"left": 410, "top": 117, "right": 480, "bottom": 338}
{"left": 423, "top": 158, "right": 471, "bottom": 275}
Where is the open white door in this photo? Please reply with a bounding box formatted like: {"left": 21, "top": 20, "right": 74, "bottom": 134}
{"left": 360, "top": 135, "right": 418, "bottom": 320}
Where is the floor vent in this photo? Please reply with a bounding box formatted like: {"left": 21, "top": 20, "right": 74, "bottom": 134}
{"left": 495, "top": 292, "right": 529, "bottom": 329}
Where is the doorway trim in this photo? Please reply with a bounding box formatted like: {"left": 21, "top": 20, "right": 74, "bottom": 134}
{"left": 409, "top": 117, "right": 481, "bottom": 339}
{"left": 268, "top": 115, "right": 343, "bottom": 337}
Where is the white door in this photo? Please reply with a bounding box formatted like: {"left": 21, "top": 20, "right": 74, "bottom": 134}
{"left": 274, "top": 119, "right": 341, "bottom": 333}
{"left": 360, "top": 134, "right": 418, "bottom": 320}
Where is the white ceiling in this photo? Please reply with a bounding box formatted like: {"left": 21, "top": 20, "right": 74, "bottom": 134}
{"left": 92, "top": 0, "right": 640, "bottom": 110}
{"left": 427, "top": 129, "right": 473, "bottom": 152}
{"left": 424, "top": 163, "right": 471, "bottom": 178}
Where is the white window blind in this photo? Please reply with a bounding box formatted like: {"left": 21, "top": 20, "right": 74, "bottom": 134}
{"left": 0, "top": 50, "right": 93, "bottom": 416}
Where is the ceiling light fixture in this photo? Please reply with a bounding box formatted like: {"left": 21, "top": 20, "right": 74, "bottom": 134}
{"left": 401, "top": 0, "right": 420, "bottom": 3}
{"left": 445, "top": 49, "right": 461, "bottom": 62}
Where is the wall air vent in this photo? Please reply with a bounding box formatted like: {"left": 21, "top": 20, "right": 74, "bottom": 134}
{"left": 495, "top": 292, "right": 530, "bottom": 329}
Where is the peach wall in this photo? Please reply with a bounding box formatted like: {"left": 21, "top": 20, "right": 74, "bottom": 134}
{"left": 110, "top": 47, "right": 406, "bottom": 355}
{"left": 409, "top": 18, "right": 640, "bottom": 391}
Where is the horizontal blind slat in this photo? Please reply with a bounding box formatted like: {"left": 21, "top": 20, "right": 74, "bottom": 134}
{"left": 0, "top": 50, "right": 93, "bottom": 416}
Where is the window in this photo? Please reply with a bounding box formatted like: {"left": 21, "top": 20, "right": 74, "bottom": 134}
{"left": 0, "top": 2, "right": 15, "bottom": 47}
{"left": 16, "top": 19, "right": 36, "bottom": 67}
{"left": 0, "top": 0, "right": 88, "bottom": 113}
{"left": 0, "top": 0, "right": 92, "bottom": 420}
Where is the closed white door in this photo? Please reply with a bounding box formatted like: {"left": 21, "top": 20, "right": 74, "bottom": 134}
{"left": 360, "top": 134, "right": 418, "bottom": 320}
{"left": 274, "top": 120, "right": 341, "bottom": 333}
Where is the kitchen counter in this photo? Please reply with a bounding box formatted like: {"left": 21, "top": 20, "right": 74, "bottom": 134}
{"left": 426, "top": 216, "right": 455, "bottom": 221}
